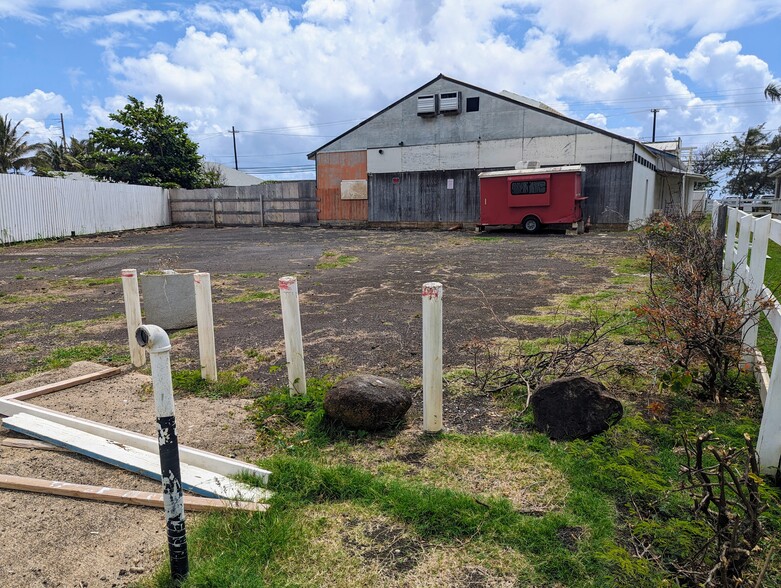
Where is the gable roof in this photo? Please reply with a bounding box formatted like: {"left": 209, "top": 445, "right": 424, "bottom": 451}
{"left": 307, "top": 73, "right": 637, "bottom": 159}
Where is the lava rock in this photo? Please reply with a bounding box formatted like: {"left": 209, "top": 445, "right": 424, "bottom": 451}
{"left": 324, "top": 374, "right": 412, "bottom": 431}
{"left": 530, "top": 375, "right": 623, "bottom": 441}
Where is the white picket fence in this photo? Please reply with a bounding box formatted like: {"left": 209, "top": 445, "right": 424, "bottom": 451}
{"left": 715, "top": 204, "right": 781, "bottom": 476}
{"left": 0, "top": 174, "right": 170, "bottom": 244}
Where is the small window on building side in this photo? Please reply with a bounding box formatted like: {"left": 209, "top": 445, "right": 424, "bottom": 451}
{"left": 511, "top": 180, "right": 547, "bottom": 195}
{"left": 466, "top": 97, "right": 480, "bottom": 112}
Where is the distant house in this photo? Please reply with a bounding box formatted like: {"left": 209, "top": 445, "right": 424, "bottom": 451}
{"left": 771, "top": 168, "right": 781, "bottom": 199}
{"left": 307, "top": 74, "right": 703, "bottom": 229}
{"left": 202, "top": 162, "right": 263, "bottom": 187}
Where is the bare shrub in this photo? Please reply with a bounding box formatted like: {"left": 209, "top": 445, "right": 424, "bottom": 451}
{"left": 637, "top": 213, "right": 769, "bottom": 403}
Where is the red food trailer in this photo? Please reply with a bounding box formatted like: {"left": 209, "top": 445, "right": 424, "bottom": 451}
{"left": 477, "top": 165, "right": 586, "bottom": 233}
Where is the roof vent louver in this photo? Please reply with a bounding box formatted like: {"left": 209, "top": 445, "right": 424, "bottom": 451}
{"left": 439, "top": 91, "right": 461, "bottom": 115}
{"left": 417, "top": 94, "right": 438, "bottom": 117}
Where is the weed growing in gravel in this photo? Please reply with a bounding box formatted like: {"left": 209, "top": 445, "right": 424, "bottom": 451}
{"left": 226, "top": 290, "right": 279, "bottom": 303}
{"left": 316, "top": 251, "right": 359, "bottom": 270}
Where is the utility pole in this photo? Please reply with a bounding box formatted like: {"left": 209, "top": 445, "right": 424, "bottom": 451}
{"left": 60, "top": 113, "right": 67, "bottom": 148}
{"left": 231, "top": 126, "right": 238, "bottom": 170}
{"left": 651, "top": 109, "right": 659, "bottom": 142}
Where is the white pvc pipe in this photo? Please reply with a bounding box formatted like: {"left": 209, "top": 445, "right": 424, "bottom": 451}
{"left": 194, "top": 272, "right": 217, "bottom": 382}
{"left": 422, "top": 282, "right": 443, "bottom": 433}
{"left": 121, "top": 268, "right": 145, "bottom": 367}
{"left": 279, "top": 276, "right": 307, "bottom": 396}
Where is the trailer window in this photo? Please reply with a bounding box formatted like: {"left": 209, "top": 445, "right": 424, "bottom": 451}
{"left": 510, "top": 180, "right": 547, "bottom": 195}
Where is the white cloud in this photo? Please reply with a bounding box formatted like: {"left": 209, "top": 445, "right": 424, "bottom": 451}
{"left": 0, "top": 89, "right": 71, "bottom": 142}
{"left": 62, "top": 8, "right": 179, "bottom": 32}
{"left": 518, "top": 0, "right": 781, "bottom": 47}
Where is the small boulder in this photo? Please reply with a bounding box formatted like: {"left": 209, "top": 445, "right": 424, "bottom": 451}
{"left": 530, "top": 376, "right": 623, "bottom": 441}
{"left": 324, "top": 374, "right": 412, "bottom": 431}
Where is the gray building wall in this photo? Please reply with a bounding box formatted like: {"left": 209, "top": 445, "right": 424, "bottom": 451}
{"left": 368, "top": 170, "right": 483, "bottom": 224}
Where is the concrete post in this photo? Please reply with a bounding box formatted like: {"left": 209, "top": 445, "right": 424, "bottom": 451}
{"left": 194, "top": 272, "right": 217, "bottom": 382}
{"left": 135, "top": 324, "right": 188, "bottom": 584}
{"left": 279, "top": 276, "right": 307, "bottom": 396}
{"left": 121, "top": 269, "right": 145, "bottom": 368}
{"left": 422, "top": 282, "right": 443, "bottom": 433}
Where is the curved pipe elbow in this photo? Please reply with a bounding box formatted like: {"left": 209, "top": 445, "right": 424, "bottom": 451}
{"left": 135, "top": 324, "right": 171, "bottom": 354}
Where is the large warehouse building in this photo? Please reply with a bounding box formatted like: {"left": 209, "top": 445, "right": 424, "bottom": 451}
{"left": 307, "top": 74, "right": 702, "bottom": 229}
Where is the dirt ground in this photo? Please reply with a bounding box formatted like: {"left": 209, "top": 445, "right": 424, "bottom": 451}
{"left": 0, "top": 226, "right": 636, "bottom": 587}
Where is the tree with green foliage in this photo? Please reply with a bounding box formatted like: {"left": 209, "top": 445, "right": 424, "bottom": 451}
{"left": 0, "top": 115, "right": 40, "bottom": 173}
{"left": 716, "top": 125, "right": 781, "bottom": 199}
{"left": 84, "top": 95, "right": 204, "bottom": 188}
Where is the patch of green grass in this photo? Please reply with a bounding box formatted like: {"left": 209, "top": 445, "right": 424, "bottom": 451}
{"left": 248, "top": 377, "right": 340, "bottom": 447}
{"left": 0, "top": 292, "right": 65, "bottom": 305}
{"left": 613, "top": 256, "right": 650, "bottom": 275}
{"left": 235, "top": 272, "right": 268, "bottom": 279}
{"left": 472, "top": 236, "right": 503, "bottom": 242}
{"left": 225, "top": 290, "right": 279, "bottom": 303}
{"left": 43, "top": 344, "right": 109, "bottom": 369}
{"left": 14, "top": 274, "right": 24, "bottom": 280}
{"left": 316, "top": 251, "right": 359, "bottom": 270}
{"left": 170, "top": 369, "right": 252, "bottom": 399}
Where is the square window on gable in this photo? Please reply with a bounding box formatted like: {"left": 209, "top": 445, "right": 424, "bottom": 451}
{"left": 466, "top": 97, "right": 479, "bottom": 112}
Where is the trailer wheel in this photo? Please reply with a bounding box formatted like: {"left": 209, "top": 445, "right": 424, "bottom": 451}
{"left": 522, "top": 216, "right": 541, "bottom": 233}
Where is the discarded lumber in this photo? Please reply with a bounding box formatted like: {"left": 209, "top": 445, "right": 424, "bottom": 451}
{"left": 1, "top": 438, "right": 70, "bottom": 452}
{"left": 0, "top": 474, "right": 269, "bottom": 512}
{"left": 3, "top": 413, "right": 272, "bottom": 502}
{"left": 0, "top": 367, "right": 121, "bottom": 402}
{"left": 0, "top": 398, "right": 271, "bottom": 483}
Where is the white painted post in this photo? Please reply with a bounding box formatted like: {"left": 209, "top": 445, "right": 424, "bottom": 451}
{"left": 744, "top": 215, "right": 771, "bottom": 356}
{"left": 121, "top": 269, "right": 145, "bottom": 368}
{"left": 422, "top": 282, "right": 443, "bottom": 433}
{"left": 758, "top": 333, "right": 781, "bottom": 476}
{"left": 723, "top": 207, "right": 738, "bottom": 278}
{"left": 194, "top": 272, "right": 217, "bottom": 382}
{"left": 278, "top": 276, "right": 307, "bottom": 396}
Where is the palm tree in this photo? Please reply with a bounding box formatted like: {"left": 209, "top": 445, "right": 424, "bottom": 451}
{"left": 0, "top": 115, "right": 39, "bottom": 173}
{"left": 765, "top": 82, "right": 781, "bottom": 103}
{"left": 33, "top": 139, "right": 84, "bottom": 175}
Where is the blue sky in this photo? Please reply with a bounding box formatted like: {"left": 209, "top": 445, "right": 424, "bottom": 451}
{"left": 1, "top": 0, "right": 780, "bottom": 180}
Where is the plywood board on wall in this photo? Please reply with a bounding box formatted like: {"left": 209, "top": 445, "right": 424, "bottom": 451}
{"left": 341, "top": 180, "right": 368, "bottom": 200}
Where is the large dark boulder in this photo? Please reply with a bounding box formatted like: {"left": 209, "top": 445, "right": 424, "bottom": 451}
{"left": 530, "top": 376, "right": 623, "bottom": 441}
{"left": 324, "top": 375, "right": 412, "bottom": 431}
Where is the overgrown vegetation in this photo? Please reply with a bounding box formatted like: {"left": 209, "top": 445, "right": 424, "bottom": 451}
{"left": 637, "top": 213, "right": 769, "bottom": 402}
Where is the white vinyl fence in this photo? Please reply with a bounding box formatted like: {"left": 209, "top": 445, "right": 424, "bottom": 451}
{"left": 0, "top": 174, "right": 170, "bottom": 244}
{"left": 715, "top": 204, "right": 781, "bottom": 476}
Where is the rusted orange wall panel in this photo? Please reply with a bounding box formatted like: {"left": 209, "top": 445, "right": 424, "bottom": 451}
{"left": 316, "top": 151, "right": 368, "bottom": 221}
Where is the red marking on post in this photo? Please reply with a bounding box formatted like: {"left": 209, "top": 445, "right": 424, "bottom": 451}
{"left": 422, "top": 285, "right": 442, "bottom": 299}
{"left": 121, "top": 271, "right": 136, "bottom": 278}
{"left": 279, "top": 277, "right": 296, "bottom": 291}
{"left": 194, "top": 277, "right": 201, "bottom": 285}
